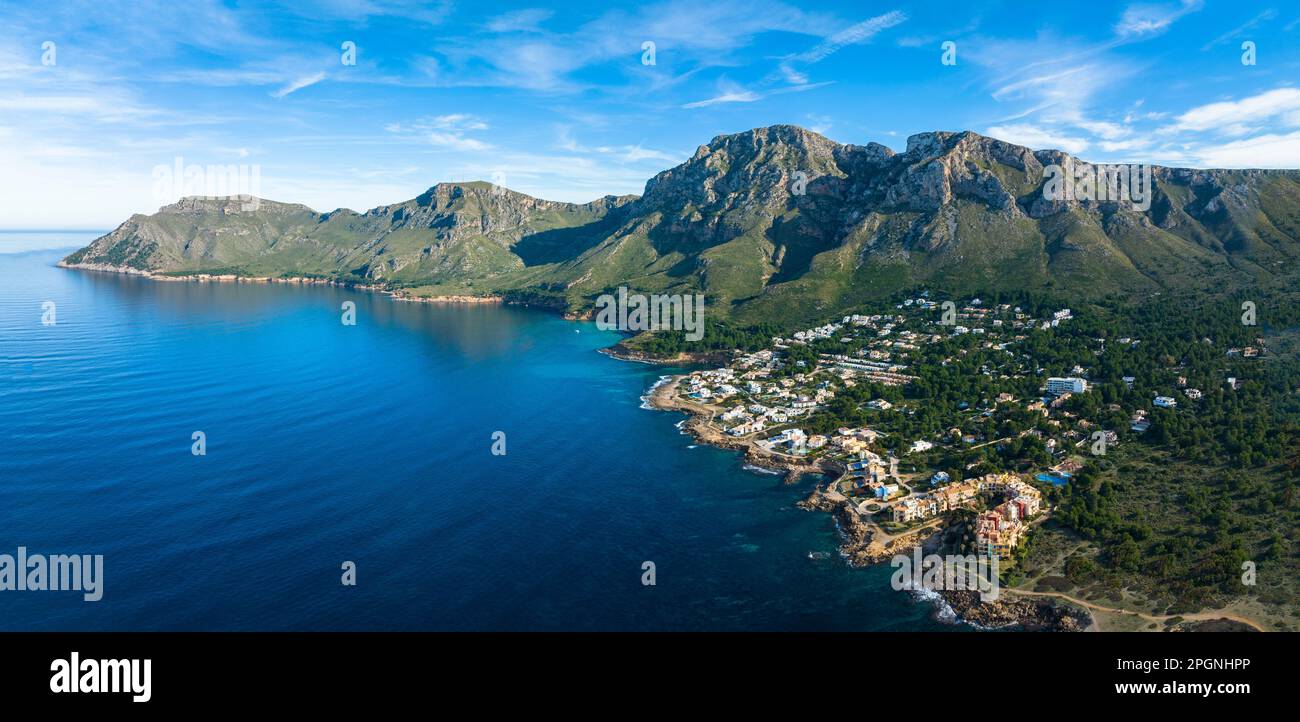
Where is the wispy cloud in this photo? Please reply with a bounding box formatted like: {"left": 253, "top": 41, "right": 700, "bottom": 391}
{"left": 985, "top": 124, "right": 1091, "bottom": 154}
{"left": 683, "top": 10, "right": 905, "bottom": 109}
{"left": 386, "top": 115, "right": 494, "bottom": 151}
{"left": 781, "top": 10, "right": 907, "bottom": 66}
{"left": 281, "top": 0, "right": 454, "bottom": 25}
{"left": 1168, "top": 87, "right": 1300, "bottom": 134}
{"left": 1189, "top": 130, "right": 1300, "bottom": 167}
{"left": 1201, "top": 8, "right": 1277, "bottom": 50}
{"left": 1114, "top": 0, "right": 1203, "bottom": 38}
{"left": 486, "top": 8, "right": 554, "bottom": 33}
{"left": 555, "top": 127, "right": 680, "bottom": 164}
{"left": 804, "top": 114, "right": 833, "bottom": 135}
{"left": 682, "top": 84, "right": 761, "bottom": 108}
{"left": 3, "top": 0, "right": 1299, "bottom": 228}
{"left": 272, "top": 72, "right": 327, "bottom": 98}
{"left": 427, "top": 0, "right": 845, "bottom": 93}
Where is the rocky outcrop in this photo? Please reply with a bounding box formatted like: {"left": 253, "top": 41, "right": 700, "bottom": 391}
{"left": 940, "top": 591, "right": 1089, "bottom": 631}
{"left": 824, "top": 502, "right": 937, "bottom": 568}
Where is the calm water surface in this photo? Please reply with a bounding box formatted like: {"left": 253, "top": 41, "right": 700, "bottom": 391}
{"left": 0, "top": 232, "right": 956, "bottom": 631}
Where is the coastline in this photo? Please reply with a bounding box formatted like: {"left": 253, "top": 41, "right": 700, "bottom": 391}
{"left": 643, "top": 372, "right": 1091, "bottom": 632}
{"left": 644, "top": 374, "right": 839, "bottom": 484}
{"left": 599, "top": 343, "right": 733, "bottom": 368}
{"left": 56, "top": 261, "right": 1229, "bottom": 633}
{"left": 56, "top": 261, "right": 507, "bottom": 305}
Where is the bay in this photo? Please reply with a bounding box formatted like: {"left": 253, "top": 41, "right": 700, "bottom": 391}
{"left": 0, "top": 233, "right": 954, "bottom": 631}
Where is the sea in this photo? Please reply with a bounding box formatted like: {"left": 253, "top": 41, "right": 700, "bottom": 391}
{"left": 0, "top": 231, "right": 958, "bottom": 631}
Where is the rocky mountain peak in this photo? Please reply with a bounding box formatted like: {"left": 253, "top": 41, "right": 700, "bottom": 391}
{"left": 159, "top": 195, "right": 294, "bottom": 215}
{"left": 639, "top": 125, "right": 846, "bottom": 214}
{"left": 62, "top": 124, "right": 1300, "bottom": 320}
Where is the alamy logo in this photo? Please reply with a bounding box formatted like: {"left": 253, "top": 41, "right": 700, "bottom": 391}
{"left": 891, "top": 547, "right": 999, "bottom": 601}
{"left": 152, "top": 156, "right": 262, "bottom": 212}
{"left": 1042, "top": 159, "right": 1152, "bottom": 211}
{"left": 594, "top": 287, "right": 705, "bottom": 342}
{"left": 50, "top": 653, "right": 151, "bottom": 703}
{"left": 0, "top": 547, "right": 103, "bottom": 601}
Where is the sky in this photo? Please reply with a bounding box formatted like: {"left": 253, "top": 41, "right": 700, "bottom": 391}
{"left": 1, "top": 0, "right": 1299, "bottom": 229}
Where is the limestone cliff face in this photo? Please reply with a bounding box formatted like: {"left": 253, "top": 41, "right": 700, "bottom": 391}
{"left": 65, "top": 126, "right": 1300, "bottom": 322}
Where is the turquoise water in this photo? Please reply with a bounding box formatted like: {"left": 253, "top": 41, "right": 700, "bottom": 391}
{"left": 1036, "top": 473, "right": 1071, "bottom": 486}
{"left": 0, "top": 233, "right": 954, "bottom": 631}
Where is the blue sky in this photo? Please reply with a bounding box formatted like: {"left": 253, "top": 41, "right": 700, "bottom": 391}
{"left": 1, "top": 0, "right": 1299, "bottom": 228}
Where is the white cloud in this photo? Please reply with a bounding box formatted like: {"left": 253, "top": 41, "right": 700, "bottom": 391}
{"left": 486, "top": 9, "right": 554, "bottom": 33}
{"left": 271, "top": 72, "right": 326, "bottom": 98}
{"left": 805, "top": 114, "right": 833, "bottom": 135}
{"left": 783, "top": 10, "right": 907, "bottom": 66}
{"left": 622, "top": 144, "right": 678, "bottom": 163}
{"left": 430, "top": 114, "right": 488, "bottom": 130}
{"left": 555, "top": 127, "right": 679, "bottom": 164}
{"left": 1190, "top": 131, "right": 1300, "bottom": 167}
{"left": 986, "top": 124, "right": 1090, "bottom": 154}
{"left": 728, "top": 11, "right": 905, "bottom": 106}
{"left": 967, "top": 31, "right": 1142, "bottom": 131}
{"left": 679, "top": 9, "right": 904, "bottom": 109}
{"left": 1076, "top": 120, "right": 1131, "bottom": 141}
{"left": 1170, "top": 87, "right": 1300, "bottom": 133}
{"left": 1098, "top": 138, "right": 1152, "bottom": 153}
{"left": 285, "top": 0, "right": 453, "bottom": 25}
{"left": 780, "top": 65, "right": 809, "bottom": 85}
{"left": 386, "top": 114, "right": 493, "bottom": 151}
{"left": 682, "top": 88, "right": 761, "bottom": 109}
{"left": 0, "top": 93, "right": 158, "bottom": 122}
{"left": 1201, "top": 9, "right": 1276, "bottom": 50}
{"left": 989, "top": 64, "right": 1126, "bottom": 126}
{"left": 425, "top": 132, "right": 491, "bottom": 151}
{"left": 1114, "top": 0, "right": 1203, "bottom": 38}
{"left": 426, "top": 0, "right": 843, "bottom": 93}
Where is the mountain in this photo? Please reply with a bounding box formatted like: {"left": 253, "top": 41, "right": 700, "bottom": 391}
{"left": 64, "top": 126, "right": 1300, "bottom": 326}
{"left": 63, "top": 182, "right": 634, "bottom": 286}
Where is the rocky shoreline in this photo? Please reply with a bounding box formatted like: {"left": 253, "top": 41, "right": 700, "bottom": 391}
{"left": 837, "top": 503, "right": 941, "bottom": 566}
{"left": 600, "top": 343, "right": 733, "bottom": 368}
{"left": 391, "top": 292, "right": 504, "bottom": 304}
{"left": 940, "top": 591, "right": 1089, "bottom": 632}
{"left": 59, "top": 261, "right": 513, "bottom": 305}
{"left": 644, "top": 374, "right": 838, "bottom": 483}
{"left": 645, "top": 373, "right": 1090, "bottom": 632}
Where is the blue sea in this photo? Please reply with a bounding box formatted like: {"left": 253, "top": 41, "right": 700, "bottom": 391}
{"left": 0, "top": 232, "right": 955, "bottom": 631}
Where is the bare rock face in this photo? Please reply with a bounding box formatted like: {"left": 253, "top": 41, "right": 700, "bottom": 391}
{"left": 939, "top": 590, "right": 1089, "bottom": 631}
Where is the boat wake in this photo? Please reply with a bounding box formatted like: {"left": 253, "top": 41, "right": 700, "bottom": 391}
{"left": 741, "top": 463, "right": 783, "bottom": 476}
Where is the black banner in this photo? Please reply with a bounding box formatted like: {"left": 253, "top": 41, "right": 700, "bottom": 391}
{"left": 0, "top": 631, "right": 1286, "bottom": 710}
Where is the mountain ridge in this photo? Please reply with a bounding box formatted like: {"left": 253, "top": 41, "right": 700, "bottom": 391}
{"left": 63, "top": 125, "right": 1300, "bottom": 326}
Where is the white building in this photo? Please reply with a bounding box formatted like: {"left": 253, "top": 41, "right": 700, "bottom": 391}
{"left": 1046, "top": 377, "right": 1088, "bottom": 395}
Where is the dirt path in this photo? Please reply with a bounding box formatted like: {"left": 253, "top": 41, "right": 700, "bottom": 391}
{"left": 1007, "top": 589, "right": 1268, "bottom": 632}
